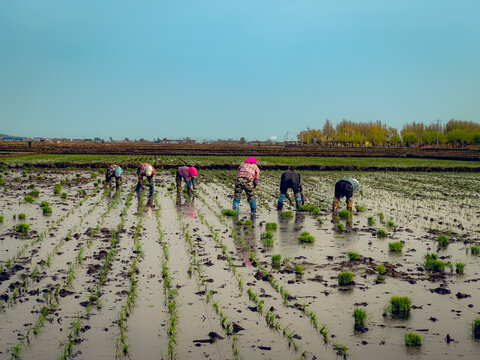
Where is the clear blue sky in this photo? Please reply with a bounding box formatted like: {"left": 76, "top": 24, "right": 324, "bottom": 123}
{"left": 1, "top": 0, "right": 479, "bottom": 140}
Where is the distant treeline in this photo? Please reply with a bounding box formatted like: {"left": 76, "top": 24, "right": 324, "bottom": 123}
{"left": 298, "top": 119, "right": 480, "bottom": 146}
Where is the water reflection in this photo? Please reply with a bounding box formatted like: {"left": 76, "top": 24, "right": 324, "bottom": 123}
{"left": 277, "top": 211, "right": 305, "bottom": 246}
{"left": 176, "top": 193, "right": 197, "bottom": 218}
{"left": 234, "top": 213, "right": 257, "bottom": 267}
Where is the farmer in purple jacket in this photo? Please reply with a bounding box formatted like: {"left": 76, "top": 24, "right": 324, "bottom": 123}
{"left": 176, "top": 166, "right": 197, "bottom": 195}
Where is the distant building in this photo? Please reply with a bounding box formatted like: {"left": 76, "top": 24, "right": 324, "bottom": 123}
{"left": 2, "top": 137, "right": 23, "bottom": 141}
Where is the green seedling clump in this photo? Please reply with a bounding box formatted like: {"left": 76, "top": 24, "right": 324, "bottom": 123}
{"left": 470, "top": 245, "right": 479, "bottom": 255}
{"left": 61, "top": 192, "right": 68, "bottom": 199}
{"left": 265, "top": 222, "right": 277, "bottom": 231}
{"left": 244, "top": 219, "right": 252, "bottom": 226}
{"left": 347, "top": 251, "right": 359, "bottom": 261}
{"left": 338, "top": 209, "right": 351, "bottom": 220}
{"left": 338, "top": 271, "right": 354, "bottom": 286}
{"left": 53, "top": 184, "right": 62, "bottom": 194}
{"left": 388, "top": 241, "right": 403, "bottom": 252}
{"left": 388, "top": 296, "right": 411, "bottom": 319}
{"left": 24, "top": 195, "right": 34, "bottom": 203}
{"left": 336, "top": 223, "right": 345, "bottom": 232}
{"left": 18, "top": 213, "right": 26, "bottom": 220}
{"left": 387, "top": 220, "right": 395, "bottom": 228}
{"left": 455, "top": 262, "right": 465, "bottom": 274}
{"left": 261, "top": 231, "right": 274, "bottom": 246}
{"left": 473, "top": 317, "right": 480, "bottom": 339}
{"left": 424, "top": 253, "right": 446, "bottom": 272}
{"left": 317, "top": 217, "right": 323, "bottom": 225}
{"left": 376, "top": 264, "right": 387, "bottom": 275}
{"left": 235, "top": 220, "right": 244, "bottom": 226}
{"left": 0, "top": 215, "right": 3, "bottom": 223}
{"left": 271, "top": 254, "right": 281, "bottom": 268}
{"left": 437, "top": 234, "right": 449, "bottom": 248}
{"left": 367, "top": 216, "right": 375, "bottom": 226}
{"left": 16, "top": 223, "right": 30, "bottom": 234}
{"left": 376, "top": 229, "right": 386, "bottom": 238}
{"left": 353, "top": 308, "right": 367, "bottom": 331}
{"left": 298, "top": 231, "right": 314, "bottom": 243}
{"left": 355, "top": 205, "right": 366, "bottom": 212}
{"left": 405, "top": 332, "right": 422, "bottom": 347}
{"left": 294, "top": 264, "right": 303, "bottom": 275}
{"left": 378, "top": 212, "right": 384, "bottom": 222}
{"left": 29, "top": 190, "right": 40, "bottom": 197}
{"left": 222, "top": 209, "right": 237, "bottom": 216}
{"left": 281, "top": 211, "right": 293, "bottom": 219}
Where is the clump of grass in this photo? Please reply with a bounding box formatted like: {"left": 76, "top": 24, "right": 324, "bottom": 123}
{"left": 473, "top": 318, "right": 480, "bottom": 339}
{"left": 376, "top": 264, "right": 387, "bottom": 275}
{"left": 437, "top": 234, "right": 449, "bottom": 248}
{"left": 347, "top": 251, "right": 359, "bottom": 261}
{"left": 353, "top": 308, "right": 367, "bottom": 331}
{"left": 18, "top": 213, "right": 26, "bottom": 220}
{"left": 61, "top": 192, "right": 68, "bottom": 199}
{"left": 265, "top": 222, "right": 277, "bottom": 231}
{"left": 24, "top": 195, "right": 34, "bottom": 203}
{"left": 53, "top": 183, "right": 62, "bottom": 194}
{"left": 261, "top": 231, "right": 274, "bottom": 246}
{"left": 424, "top": 253, "right": 446, "bottom": 272}
{"left": 16, "top": 223, "right": 30, "bottom": 234}
{"left": 222, "top": 209, "right": 237, "bottom": 216}
{"left": 338, "top": 209, "right": 351, "bottom": 220}
{"left": 405, "top": 332, "right": 422, "bottom": 347}
{"left": 376, "top": 229, "right": 386, "bottom": 238}
{"left": 271, "top": 254, "right": 281, "bottom": 268}
{"left": 294, "top": 264, "right": 303, "bottom": 276}
{"left": 281, "top": 210, "right": 293, "bottom": 219}
{"left": 355, "top": 205, "right": 366, "bottom": 212}
{"left": 244, "top": 219, "right": 252, "bottom": 226}
{"left": 470, "top": 245, "right": 479, "bottom": 255}
{"left": 455, "top": 262, "right": 465, "bottom": 274}
{"left": 298, "top": 231, "right": 314, "bottom": 243}
{"left": 336, "top": 223, "right": 345, "bottom": 233}
{"left": 338, "top": 271, "right": 354, "bottom": 286}
{"left": 367, "top": 216, "right": 375, "bottom": 226}
{"left": 388, "top": 241, "right": 403, "bottom": 252}
{"left": 387, "top": 296, "right": 411, "bottom": 319}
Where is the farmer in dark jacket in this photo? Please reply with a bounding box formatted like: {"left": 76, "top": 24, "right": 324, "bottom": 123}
{"left": 104, "top": 164, "right": 123, "bottom": 189}
{"left": 277, "top": 168, "right": 304, "bottom": 210}
{"left": 332, "top": 178, "right": 360, "bottom": 212}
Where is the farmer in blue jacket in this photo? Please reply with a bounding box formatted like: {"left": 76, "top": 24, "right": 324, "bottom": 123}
{"left": 332, "top": 178, "right": 360, "bottom": 212}
{"left": 104, "top": 164, "right": 123, "bottom": 189}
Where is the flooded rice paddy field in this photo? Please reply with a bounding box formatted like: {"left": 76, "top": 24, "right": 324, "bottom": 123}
{"left": 0, "top": 166, "right": 479, "bottom": 360}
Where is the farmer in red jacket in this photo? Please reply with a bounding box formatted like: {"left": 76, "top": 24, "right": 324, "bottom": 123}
{"left": 233, "top": 157, "right": 260, "bottom": 213}
{"left": 176, "top": 166, "right": 197, "bottom": 195}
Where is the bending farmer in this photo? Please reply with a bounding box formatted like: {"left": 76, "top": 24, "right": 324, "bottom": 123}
{"left": 277, "top": 168, "right": 304, "bottom": 210}
{"left": 176, "top": 166, "right": 197, "bottom": 195}
{"left": 136, "top": 163, "right": 155, "bottom": 196}
{"left": 332, "top": 178, "right": 360, "bottom": 212}
{"left": 233, "top": 157, "right": 260, "bottom": 213}
{"left": 104, "top": 164, "right": 123, "bottom": 189}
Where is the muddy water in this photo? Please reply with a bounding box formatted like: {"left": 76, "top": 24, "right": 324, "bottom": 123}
{"left": 0, "top": 168, "right": 479, "bottom": 359}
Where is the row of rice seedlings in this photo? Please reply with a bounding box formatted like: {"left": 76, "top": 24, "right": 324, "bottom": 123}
{"left": 115, "top": 191, "right": 146, "bottom": 357}
{"left": 57, "top": 190, "right": 133, "bottom": 359}
{"left": 0, "top": 186, "right": 102, "bottom": 273}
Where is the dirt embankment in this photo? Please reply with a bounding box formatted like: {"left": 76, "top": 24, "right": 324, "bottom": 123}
{"left": 0, "top": 142, "right": 479, "bottom": 160}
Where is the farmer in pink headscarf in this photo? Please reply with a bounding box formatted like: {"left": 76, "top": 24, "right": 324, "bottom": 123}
{"left": 233, "top": 157, "right": 260, "bottom": 213}
{"left": 176, "top": 166, "right": 197, "bottom": 195}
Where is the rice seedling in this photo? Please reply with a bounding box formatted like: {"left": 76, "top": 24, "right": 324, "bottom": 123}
{"left": 0, "top": 215, "right": 3, "bottom": 223}
{"left": 281, "top": 210, "right": 293, "bottom": 219}
{"left": 338, "top": 209, "right": 351, "bottom": 220}
{"left": 347, "top": 251, "right": 359, "bottom": 261}
{"left": 437, "top": 234, "right": 449, "bottom": 248}
{"left": 386, "top": 296, "right": 411, "bottom": 319}
{"left": 298, "top": 231, "right": 314, "bottom": 243}
{"left": 16, "top": 223, "right": 29, "bottom": 234}
{"left": 338, "top": 271, "right": 354, "bottom": 286}
{"left": 424, "top": 253, "right": 446, "bottom": 272}
{"left": 387, "top": 220, "right": 395, "bottom": 228}
{"left": 294, "top": 264, "right": 303, "bottom": 276}
{"left": 61, "top": 192, "right": 68, "bottom": 199}
{"left": 333, "top": 343, "right": 348, "bottom": 359}
{"left": 367, "top": 216, "right": 375, "bottom": 226}
{"left": 405, "top": 332, "right": 422, "bottom": 347}
{"left": 336, "top": 223, "right": 345, "bottom": 233}
{"left": 265, "top": 222, "right": 277, "bottom": 231}
{"left": 353, "top": 308, "right": 367, "bottom": 331}
{"left": 388, "top": 241, "right": 403, "bottom": 252}
{"left": 378, "top": 212, "right": 384, "bottom": 222}
{"left": 473, "top": 317, "right": 480, "bottom": 339}
{"left": 355, "top": 204, "right": 366, "bottom": 212}
{"left": 221, "top": 209, "right": 237, "bottom": 216}
{"left": 376, "top": 229, "right": 386, "bottom": 238}
{"left": 376, "top": 264, "right": 387, "bottom": 275}
{"left": 235, "top": 220, "right": 244, "bottom": 226}
{"left": 54, "top": 183, "right": 62, "bottom": 194}
{"left": 261, "top": 231, "right": 274, "bottom": 246}
{"left": 24, "top": 195, "right": 34, "bottom": 203}
{"left": 271, "top": 254, "right": 282, "bottom": 268}
{"left": 317, "top": 217, "right": 323, "bottom": 225}
{"left": 29, "top": 190, "right": 40, "bottom": 197}
{"left": 455, "top": 262, "right": 465, "bottom": 274}
{"left": 244, "top": 219, "right": 252, "bottom": 226}
{"left": 470, "top": 245, "right": 479, "bottom": 255}
{"left": 18, "top": 213, "right": 26, "bottom": 220}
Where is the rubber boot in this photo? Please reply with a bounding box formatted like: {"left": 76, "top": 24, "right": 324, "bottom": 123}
{"left": 347, "top": 197, "right": 353, "bottom": 212}
{"left": 332, "top": 197, "right": 340, "bottom": 212}
{"left": 232, "top": 197, "right": 240, "bottom": 213}
{"left": 248, "top": 198, "right": 257, "bottom": 213}
{"left": 295, "top": 193, "right": 302, "bottom": 210}
{"left": 277, "top": 193, "right": 285, "bottom": 210}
